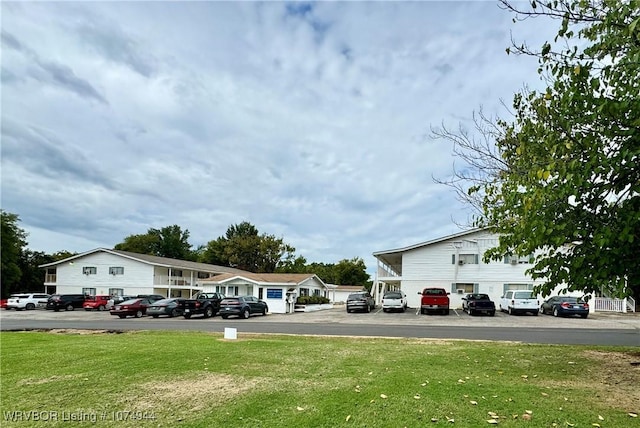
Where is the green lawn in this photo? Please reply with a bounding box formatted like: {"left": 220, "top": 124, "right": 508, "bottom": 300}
{"left": 1, "top": 330, "right": 638, "bottom": 427}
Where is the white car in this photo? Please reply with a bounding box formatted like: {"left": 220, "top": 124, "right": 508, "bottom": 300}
{"left": 499, "top": 290, "right": 539, "bottom": 316}
{"left": 382, "top": 290, "right": 407, "bottom": 312}
{"left": 6, "top": 293, "right": 50, "bottom": 310}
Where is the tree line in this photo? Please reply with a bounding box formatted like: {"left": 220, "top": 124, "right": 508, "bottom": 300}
{"left": 1, "top": 211, "right": 370, "bottom": 299}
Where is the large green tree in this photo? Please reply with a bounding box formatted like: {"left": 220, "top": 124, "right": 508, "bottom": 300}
{"left": 200, "top": 221, "right": 296, "bottom": 273}
{"left": 1, "top": 211, "right": 28, "bottom": 297}
{"left": 114, "top": 225, "right": 194, "bottom": 260}
{"left": 435, "top": 0, "right": 639, "bottom": 300}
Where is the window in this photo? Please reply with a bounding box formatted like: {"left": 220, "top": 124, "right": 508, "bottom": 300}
{"left": 172, "top": 270, "right": 183, "bottom": 277}
{"left": 502, "top": 283, "right": 534, "bottom": 294}
{"left": 82, "top": 288, "right": 96, "bottom": 296}
{"left": 299, "top": 288, "right": 310, "bottom": 297}
{"left": 109, "top": 266, "right": 124, "bottom": 275}
{"left": 226, "top": 286, "right": 239, "bottom": 296}
{"left": 451, "top": 283, "right": 478, "bottom": 294}
{"left": 197, "top": 272, "right": 210, "bottom": 279}
{"left": 454, "top": 254, "right": 479, "bottom": 265}
{"left": 83, "top": 267, "right": 97, "bottom": 275}
{"left": 504, "top": 254, "right": 534, "bottom": 264}
{"left": 109, "top": 288, "right": 124, "bottom": 296}
{"left": 313, "top": 289, "right": 321, "bottom": 296}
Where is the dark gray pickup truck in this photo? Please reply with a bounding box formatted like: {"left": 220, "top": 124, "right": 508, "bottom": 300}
{"left": 183, "top": 292, "right": 225, "bottom": 319}
{"left": 461, "top": 293, "right": 496, "bottom": 316}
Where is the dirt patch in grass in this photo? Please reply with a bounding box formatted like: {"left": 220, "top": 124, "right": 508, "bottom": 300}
{"left": 47, "top": 329, "right": 124, "bottom": 335}
{"left": 542, "top": 350, "right": 640, "bottom": 412}
{"left": 125, "top": 373, "right": 262, "bottom": 412}
{"left": 18, "top": 374, "right": 80, "bottom": 386}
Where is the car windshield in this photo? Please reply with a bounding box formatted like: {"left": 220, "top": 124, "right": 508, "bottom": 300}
{"left": 119, "top": 299, "right": 139, "bottom": 305}
{"left": 348, "top": 293, "right": 366, "bottom": 299}
{"left": 561, "top": 297, "right": 584, "bottom": 303}
{"left": 468, "top": 294, "right": 490, "bottom": 300}
{"left": 153, "top": 299, "right": 173, "bottom": 305}
{"left": 514, "top": 291, "right": 534, "bottom": 299}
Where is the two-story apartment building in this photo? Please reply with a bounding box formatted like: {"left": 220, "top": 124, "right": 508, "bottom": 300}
{"left": 40, "top": 248, "right": 248, "bottom": 299}
{"left": 372, "top": 228, "right": 546, "bottom": 309}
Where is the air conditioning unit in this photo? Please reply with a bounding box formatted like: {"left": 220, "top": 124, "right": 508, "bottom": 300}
{"left": 458, "top": 260, "right": 465, "bottom": 265}
{"left": 510, "top": 259, "right": 518, "bottom": 265}
{"left": 457, "top": 289, "right": 465, "bottom": 294}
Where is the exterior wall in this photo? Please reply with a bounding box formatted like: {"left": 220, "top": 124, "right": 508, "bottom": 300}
{"left": 52, "top": 252, "right": 157, "bottom": 296}
{"left": 398, "top": 231, "right": 546, "bottom": 308}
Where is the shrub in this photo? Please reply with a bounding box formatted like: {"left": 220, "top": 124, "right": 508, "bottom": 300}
{"left": 296, "top": 295, "right": 330, "bottom": 305}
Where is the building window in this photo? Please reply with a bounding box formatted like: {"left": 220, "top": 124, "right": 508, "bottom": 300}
{"left": 502, "top": 283, "right": 534, "bottom": 294}
{"left": 452, "top": 283, "right": 477, "bottom": 294}
{"left": 109, "top": 288, "right": 124, "bottom": 296}
{"left": 454, "top": 254, "right": 479, "bottom": 265}
{"left": 504, "top": 254, "right": 534, "bottom": 264}
{"left": 313, "top": 289, "right": 321, "bottom": 296}
{"left": 83, "top": 267, "right": 97, "bottom": 275}
{"left": 227, "top": 286, "right": 239, "bottom": 296}
{"left": 82, "top": 288, "right": 96, "bottom": 296}
{"left": 109, "top": 266, "right": 124, "bottom": 275}
{"left": 299, "top": 288, "right": 310, "bottom": 297}
{"left": 197, "top": 272, "right": 210, "bottom": 279}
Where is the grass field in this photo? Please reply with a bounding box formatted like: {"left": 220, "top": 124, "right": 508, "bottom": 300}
{"left": 1, "top": 330, "right": 639, "bottom": 427}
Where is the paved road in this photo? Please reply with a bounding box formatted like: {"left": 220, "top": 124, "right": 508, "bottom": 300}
{"left": 2, "top": 307, "right": 639, "bottom": 346}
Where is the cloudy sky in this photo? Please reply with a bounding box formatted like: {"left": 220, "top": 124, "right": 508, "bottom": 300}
{"left": 1, "top": 1, "right": 554, "bottom": 275}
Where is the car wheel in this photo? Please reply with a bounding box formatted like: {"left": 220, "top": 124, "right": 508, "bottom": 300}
{"left": 26, "top": 303, "right": 36, "bottom": 310}
{"left": 262, "top": 307, "right": 267, "bottom": 316}
{"left": 581, "top": 314, "right": 588, "bottom": 319}
{"left": 152, "top": 315, "right": 159, "bottom": 318}
{"left": 204, "top": 306, "right": 214, "bottom": 319}
{"left": 170, "top": 309, "right": 178, "bottom": 318}
{"left": 469, "top": 309, "right": 475, "bottom": 316}
{"left": 135, "top": 310, "right": 143, "bottom": 318}
{"left": 98, "top": 305, "right": 105, "bottom": 311}
{"left": 553, "top": 307, "right": 559, "bottom": 317}
{"left": 539, "top": 306, "right": 545, "bottom": 315}
{"left": 66, "top": 304, "right": 74, "bottom": 311}
{"left": 242, "top": 308, "right": 250, "bottom": 319}
{"left": 366, "top": 304, "right": 371, "bottom": 313}
{"left": 490, "top": 311, "right": 495, "bottom": 317}
{"left": 118, "top": 315, "right": 126, "bottom": 319}
{"left": 508, "top": 307, "right": 513, "bottom": 315}
{"left": 184, "top": 313, "right": 192, "bottom": 319}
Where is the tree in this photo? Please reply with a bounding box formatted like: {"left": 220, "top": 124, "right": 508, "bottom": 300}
{"left": 1, "top": 211, "right": 28, "bottom": 298}
{"left": 18, "top": 250, "right": 55, "bottom": 293}
{"left": 114, "top": 225, "right": 194, "bottom": 260}
{"left": 434, "top": 0, "right": 640, "bottom": 300}
{"left": 200, "top": 222, "right": 297, "bottom": 273}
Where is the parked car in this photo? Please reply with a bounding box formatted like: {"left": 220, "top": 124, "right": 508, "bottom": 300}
{"left": 418, "top": 288, "right": 450, "bottom": 315}
{"left": 219, "top": 296, "right": 268, "bottom": 319}
{"left": 147, "top": 298, "right": 185, "bottom": 318}
{"left": 539, "top": 296, "right": 589, "bottom": 318}
{"left": 136, "top": 294, "right": 165, "bottom": 302}
{"left": 6, "top": 293, "right": 50, "bottom": 310}
{"left": 46, "top": 294, "right": 86, "bottom": 311}
{"left": 183, "top": 292, "right": 225, "bottom": 319}
{"left": 461, "top": 293, "right": 496, "bottom": 316}
{"left": 346, "top": 292, "right": 376, "bottom": 313}
{"left": 499, "top": 290, "right": 539, "bottom": 315}
{"left": 83, "top": 295, "right": 110, "bottom": 311}
{"left": 106, "top": 295, "right": 135, "bottom": 310}
{"left": 110, "top": 298, "right": 152, "bottom": 318}
{"left": 381, "top": 290, "right": 407, "bottom": 312}
{"left": 0, "top": 299, "right": 7, "bottom": 309}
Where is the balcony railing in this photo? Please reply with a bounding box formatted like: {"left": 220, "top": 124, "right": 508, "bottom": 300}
{"left": 154, "top": 276, "right": 195, "bottom": 287}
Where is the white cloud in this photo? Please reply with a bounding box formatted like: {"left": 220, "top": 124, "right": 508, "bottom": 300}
{"left": 1, "top": 1, "right": 555, "bottom": 275}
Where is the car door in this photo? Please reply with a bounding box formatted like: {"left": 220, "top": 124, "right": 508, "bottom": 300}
{"left": 500, "top": 291, "right": 513, "bottom": 311}
{"left": 246, "top": 296, "right": 259, "bottom": 313}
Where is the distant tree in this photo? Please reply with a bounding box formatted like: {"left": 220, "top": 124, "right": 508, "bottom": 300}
{"left": 334, "top": 258, "right": 371, "bottom": 287}
{"left": 114, "top": 225, "right": 194, "bottom": 260}
{"left": 18, "top": 250, "right": 54, "bottom": 292}
{"left": 276, "top": 255, "right": 309, "bottom": 274}
{"left": 1, "top": 211, "right": 28, "bottom": 298}
{"left": 200, "top": 221, "right": 297, "bottom": 273}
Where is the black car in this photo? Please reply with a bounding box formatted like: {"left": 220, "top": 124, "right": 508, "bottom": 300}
{"left": 346, "top": 292, "right": 375, "bottom": 313}
{"left": 539, "top": 296, "right": 589, "bottom": 318}
{"left": 219, "top": 296, "right": 268, "bottom": 319}
{"left": 461, "top": 293, "right": 496, "bottom": 316}
{"left": 46, "top": 294, "right": 86, "bottom": 311}
{"left": 147, "top": 298, "right": 185, "bottom": 318}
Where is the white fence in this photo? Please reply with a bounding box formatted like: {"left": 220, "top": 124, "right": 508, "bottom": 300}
{"left": 592, "top": 297, "right": 630, "bottom": 313}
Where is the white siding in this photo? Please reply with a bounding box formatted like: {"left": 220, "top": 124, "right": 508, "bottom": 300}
{"left": 54, "top": 252, "right": 157, "bottom": 296}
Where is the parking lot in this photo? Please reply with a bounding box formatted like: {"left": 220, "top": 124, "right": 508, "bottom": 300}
{"left": 2, "top": 305, "right": 639, "bottom": 330}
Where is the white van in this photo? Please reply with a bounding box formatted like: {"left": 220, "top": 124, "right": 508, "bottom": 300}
{"left": 499, "top": 290, "right": 539, "bottom": 316}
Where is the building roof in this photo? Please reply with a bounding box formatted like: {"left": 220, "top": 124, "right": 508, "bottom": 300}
{"left": 372, "top": 228, "right": 488, "bottom": 274}
{"left": 39, "top": 248, "right": 248, "bottom": 274}
{"left": 200, "top": 272, "right": 326, "bottom": 287}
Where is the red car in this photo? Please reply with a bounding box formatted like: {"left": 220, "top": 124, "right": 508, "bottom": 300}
{"left": 83, "top": 295, "right": 110, "bottom": 311}
{"left": 0, "top": 299, "right": 7, "bottom": 309}
{"left": 110, "top": 298, "right": 151, "bottom": 318}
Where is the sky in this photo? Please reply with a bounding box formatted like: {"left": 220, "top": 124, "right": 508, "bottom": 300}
{"left": 1, "top": 1, "right": 554, "bottom": 276}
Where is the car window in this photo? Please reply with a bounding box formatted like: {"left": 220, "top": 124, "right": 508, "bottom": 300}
{"left": 384, "top": 292, "right": 402, "bottom": 299}
{"left": 514, "top": 291, "right": 533, "bottom": 299}
{"left": 13, "top": 295, "right": 29, "bottom": 298}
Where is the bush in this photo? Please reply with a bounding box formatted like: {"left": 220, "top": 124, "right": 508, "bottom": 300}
{"left": 296, "top": 295, "right": 330, "bottom": 305}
